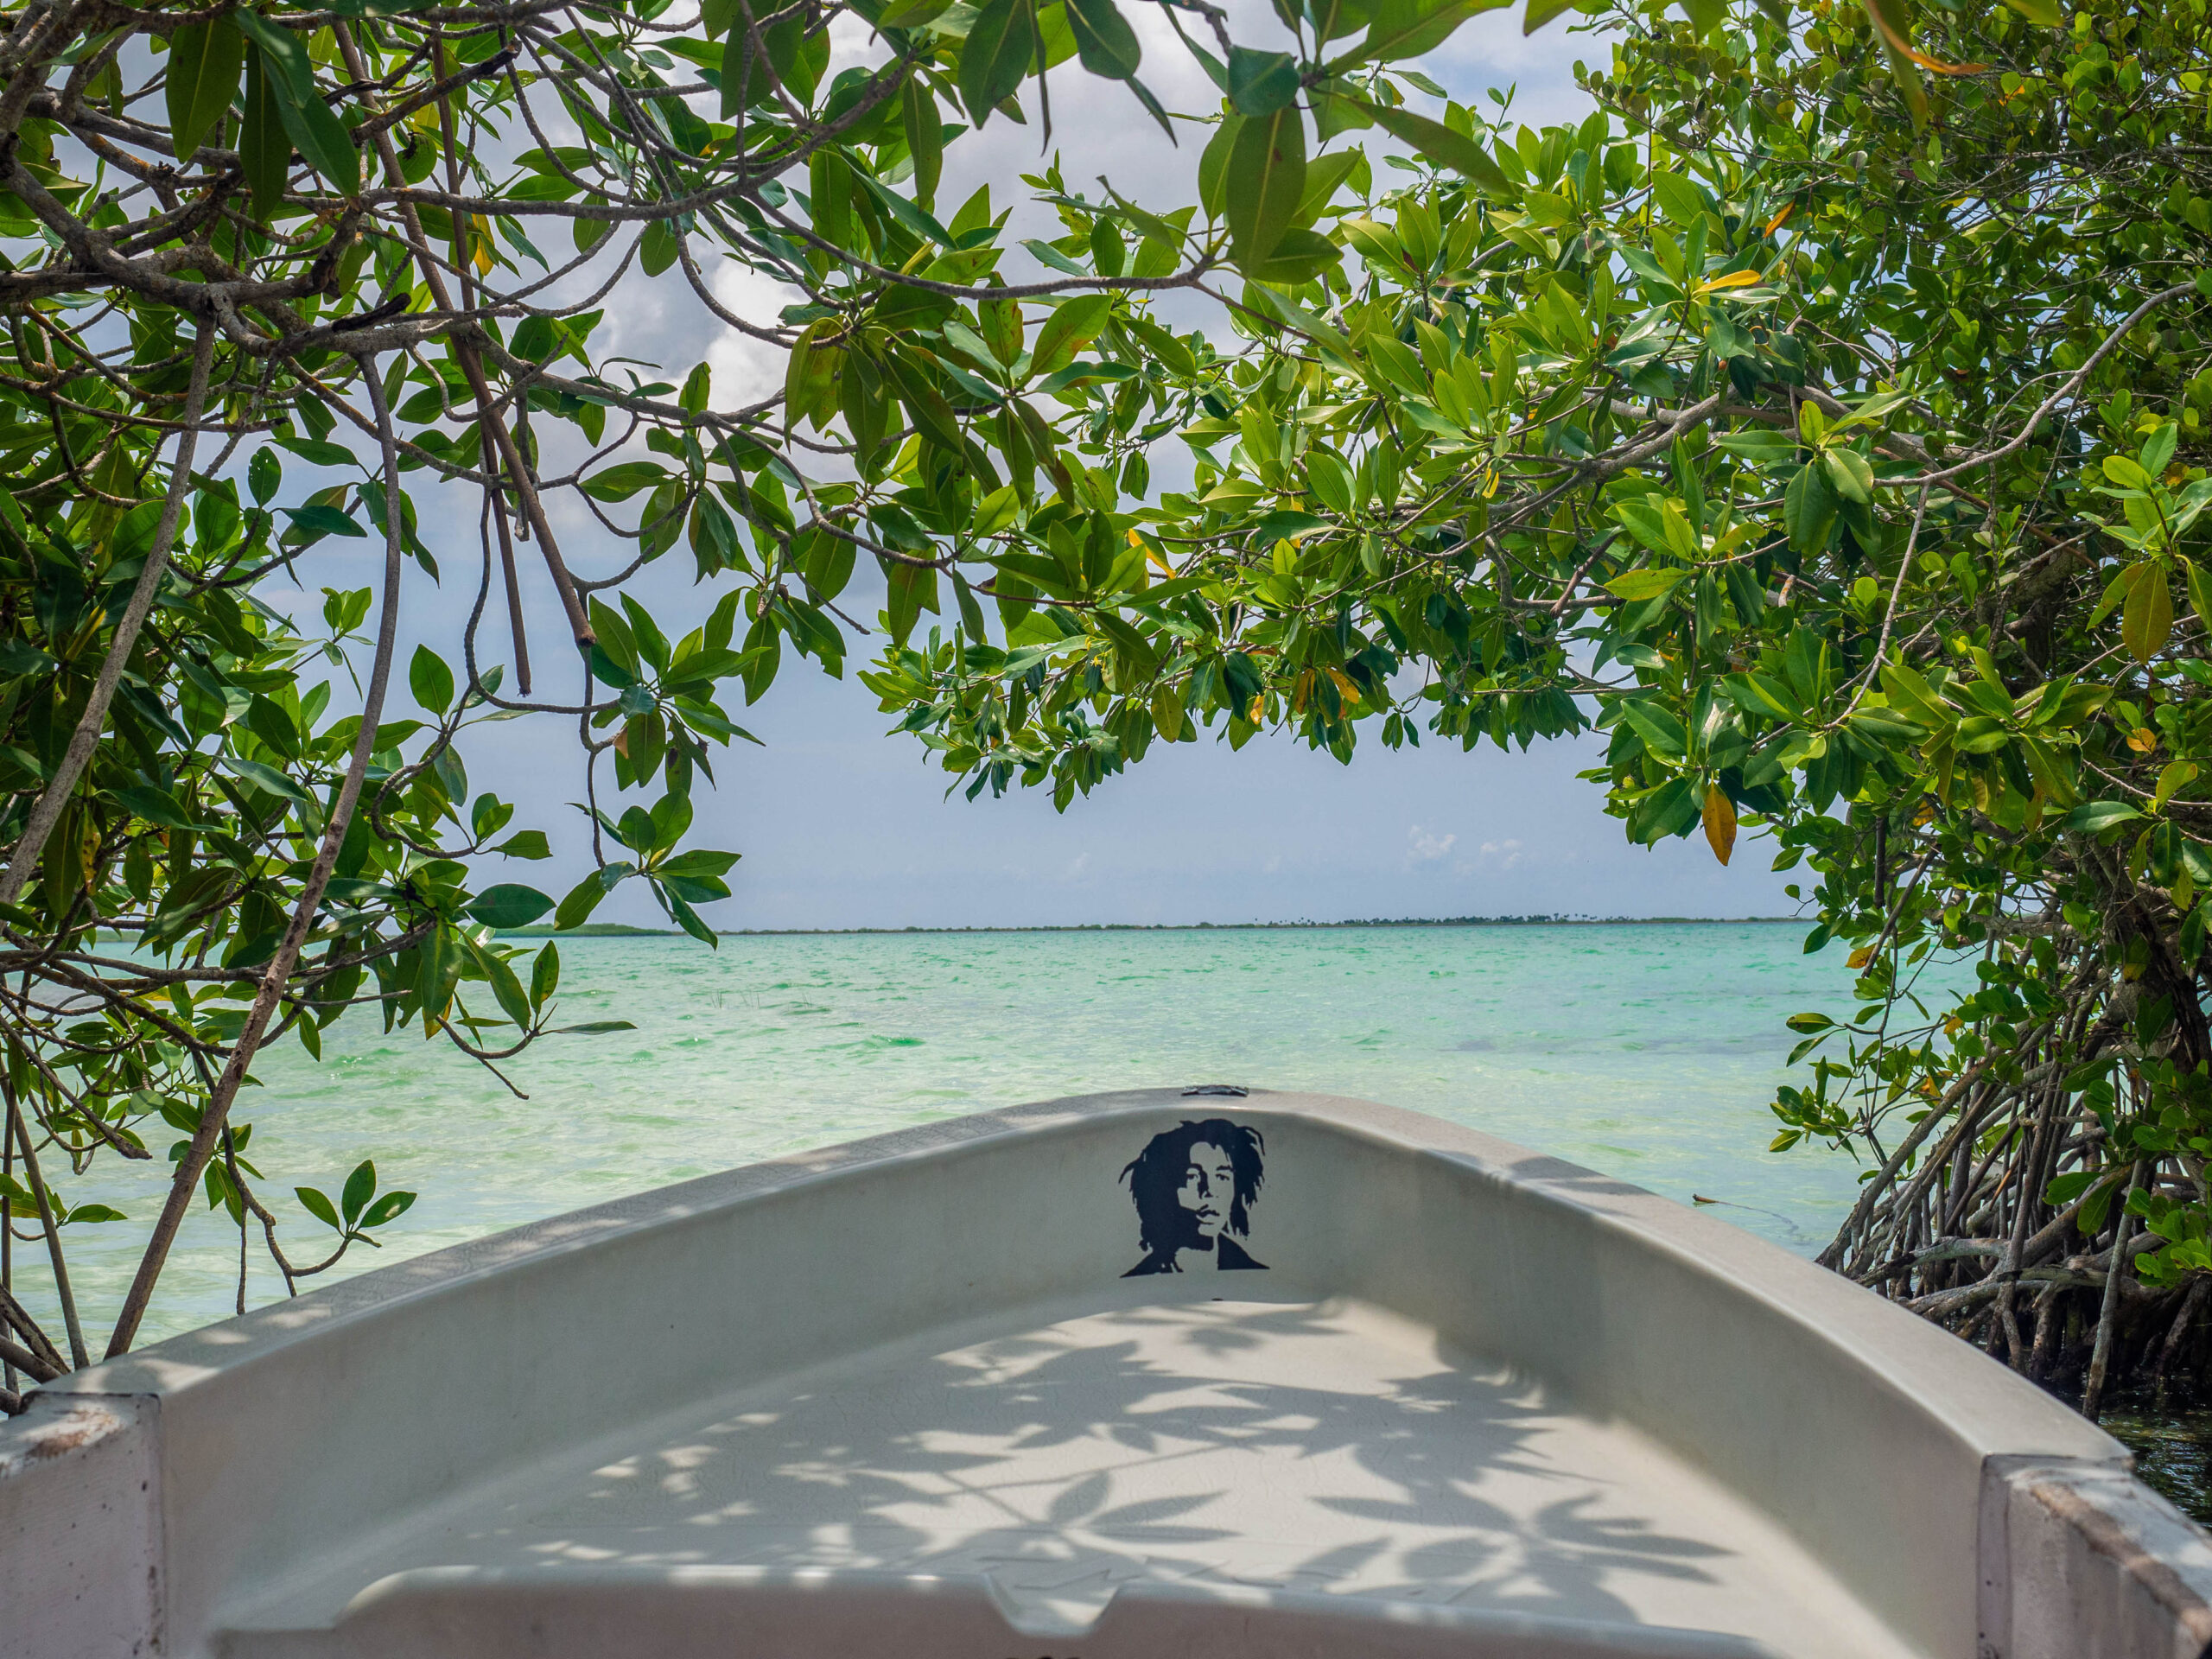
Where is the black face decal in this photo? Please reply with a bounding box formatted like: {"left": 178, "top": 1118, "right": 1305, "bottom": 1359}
{"left": 1120, "top": 1119, "right": 1268, "bottom": 1277}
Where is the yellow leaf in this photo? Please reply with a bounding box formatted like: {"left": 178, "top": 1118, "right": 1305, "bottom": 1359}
{"left": 1894, "top": 41, "right": 1988, "bottom": 73}
{"left": 1701, "top": 785, "right": 1738, "bottom": 865}
{"left": 1695, "top": 269, "right": 1764, "bottom": 295}
{"left": 2129, "top": 727, "right": 2160, "bottom": 754}
{"left": 1847, "top": 945, "right": 1874, "bottom": 969}
{"left": 1764, "top": 201, "right": 1796, "bottom": 235}
{"left": 1859, "top": 0, "right": 1986, "bottom": 73}
{"left": 1129, "top": 527, "right": 1175, "bottom": 576}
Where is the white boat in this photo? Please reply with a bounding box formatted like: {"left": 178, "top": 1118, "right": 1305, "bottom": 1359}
{"left": 7, "top": 1089, "right": 2211, "bottom": 1658}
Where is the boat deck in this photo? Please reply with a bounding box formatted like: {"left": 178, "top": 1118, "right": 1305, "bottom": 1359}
{"left": 222, "top": 1287, "right": 1910, "bottom": 1658}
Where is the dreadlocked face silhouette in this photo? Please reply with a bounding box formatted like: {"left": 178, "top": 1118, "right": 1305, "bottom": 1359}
{"left": 1120, "top": 1119, "right": 1268, "bottom": 1277}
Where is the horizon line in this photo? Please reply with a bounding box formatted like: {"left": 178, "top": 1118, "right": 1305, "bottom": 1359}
{"left": 500, "top": 915, "right": 1807, "bottom": 939}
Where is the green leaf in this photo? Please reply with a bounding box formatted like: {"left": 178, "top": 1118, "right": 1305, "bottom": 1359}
{"left": 1227, "top": 47, "right": 1301, "bottom": 115}
{"left": 2121, "top": 562, "right": 2174, "bottom": 664}
{"left": 658, "top": 849, "right": 741, "bottom": 881}
{"left": 278, "top": 436, "right": 358, "bottom": 467}
{"left": 1785, "top": 1012, "right": 1834, "bottom": 1033}
{"left": 168, "top": 20, "right": 245, "bottom": 162}
{"left": 464, "top": 883, "right": 556, "bottom": 929}
{"left": 1783, "top": 460, "right": 1838, "bottom": 555}
{"left": 1242, "top": 227, "right": 1342, "bottom": 285}
{"left": 664, "top": 887, "right": 721, "bottom": 947}
{"left": 340, "top": 1159, "right": 376, "bottom": 1227}
{"left": 232, "top": 11, "right": 361, "bottom": 195}
{"left": 2066, "top": 802, "right": 2144, "bottom": 835}
{"left": 1224, "top": 105, "right": 1307, "bottom": 264}
{"left": 2142, "top": 423, "right": 2181, "bottom": 478}
{"left": 1619, "top": 699, "right": 1687, "bottom": 759}
{"left": 494, "top": 830, "right": 552, "bottom": 860}
{"left": 885, "top": 559, "right": 938, "bottom": 646}
{"left": 529, "top": 944, "right": 563, "bottom": 1010}
{"left": 1715, "top": 429, "right": 1797, "bottom": 465}
{"left": 1651, "top": 176, "right": 1709, "bottom": 232}
{"left": 552, "top": 1020, "right": 639, "bottom": 1034}
{"left": 1351, "top": 97, "right": 1512, "bottom": 196}
{"left": 880, "top": 352, "right": 964, "bottom": 452}
{"left": 2104, "top": 454, "right": 2155, "bottom": 490}
{"left": 359, "top": 1190, "right": 416, "bottom": 1229}
{"left": 283, "top": 504, "right": 366, "bottom": 539}
{"left": 1999, "top": 0, "right": 2061, "bottom": 21}
{"left": 0, "top": 637, "right": 50, "bottom": 678}
{"left": 1333, "top": 0, "right": 1509, "bottom": 69}
{"left": 582, "top": 461, "right": 669, "bottom": 502}
{"left": 296, "top": 1186, "right": 341, "bottom": 1230}
{"left": 239, "top": 47, "right": 291, "bottom": 218}
{"left": 1066, "top": 0, "right": 1141, "bottom": 79}
{"left": 1030, "top": 294, "right": 1115, "bottom": 377}
{"left": 958, "top": 0, "right": 1035, "bottom": 125}
{"left": 851, "top": 167, "right": 955, "bottom": 247}
{"left": 115, "top": 785, "right": 213, "bottom": 832}
{"left": 1020, "top": 237, "right": 1090, "bottom": 277}
{"left": 1822, "top": 446, "right": 1874, "bottom": 504}
{"left": 1605, "top": 567, "right": 1687, "bottom": 601}
{"left": 477, "top": 943, "right": 533, "bottom": 1027}
{"left": 2184, "top": 558, "right": 2212, "bottom": 633}
{"left": 228, "top": 756, "right": 313, "bottom": 805}
{"left": 901, "top": 81, "right": 944, "bottom": 207}
{"left": 553, "top": 870, "right": 613, "bottom": 930}
{"left": 410, "top": 645, "right": 454, "bottom": 715}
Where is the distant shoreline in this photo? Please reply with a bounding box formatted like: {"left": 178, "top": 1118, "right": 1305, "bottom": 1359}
{"left": 499, "top": 916, "right": 1803, "bottom": 939}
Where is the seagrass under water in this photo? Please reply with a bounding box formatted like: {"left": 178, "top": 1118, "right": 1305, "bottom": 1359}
{"left": 43, "top": 922, "right": 1971, "bottom": 1346}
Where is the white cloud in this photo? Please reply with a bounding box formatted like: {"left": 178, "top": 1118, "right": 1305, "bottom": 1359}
{"left": 1406, "top": 824, "right": 1459, "bottom": 868}
{"left": 1474, "top": 837, "right": 1526, "bottom": 873}
{"left": 705, "top": 260, "right": 806, "bottom": 409}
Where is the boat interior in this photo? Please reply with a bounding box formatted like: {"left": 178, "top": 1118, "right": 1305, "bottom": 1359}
{"left": 51, "top": 1090, "right": 2125, "bottom": 1659}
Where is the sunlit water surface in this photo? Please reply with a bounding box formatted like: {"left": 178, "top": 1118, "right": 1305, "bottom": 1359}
{"left": 35, "top": 923, "right": 1946, "bottom": 1347}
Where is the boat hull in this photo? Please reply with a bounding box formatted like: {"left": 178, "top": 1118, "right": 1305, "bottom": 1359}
{"left": 4, "top": 1089, "right": 2205, "bottom": 1657}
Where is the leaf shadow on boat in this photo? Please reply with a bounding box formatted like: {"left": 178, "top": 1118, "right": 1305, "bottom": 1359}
{"left": 426, "top": 1294, "right": 1742, "bottom": 1637}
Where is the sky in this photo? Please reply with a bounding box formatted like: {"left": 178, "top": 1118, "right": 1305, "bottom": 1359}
{"left": 278, "top": 3, "right": 1802, "bottom": 931}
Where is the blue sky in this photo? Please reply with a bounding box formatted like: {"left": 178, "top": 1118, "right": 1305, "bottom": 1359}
{"left": 289, "top": 4, "right": 1800, "bottom": 930}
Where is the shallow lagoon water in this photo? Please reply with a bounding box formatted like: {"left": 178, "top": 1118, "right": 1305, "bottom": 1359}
{"left": 41, "top": 921, "right": 1931, "bottom": 1346}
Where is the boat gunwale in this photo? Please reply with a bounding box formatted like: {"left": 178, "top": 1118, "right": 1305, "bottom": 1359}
{"left": 44, "top": 1086, "right": 2126, "bottom": 1475}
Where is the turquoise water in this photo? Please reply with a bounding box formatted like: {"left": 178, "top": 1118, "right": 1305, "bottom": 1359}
{"left": 37, "top": 923, "right": 1913, "bottom": 1348}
